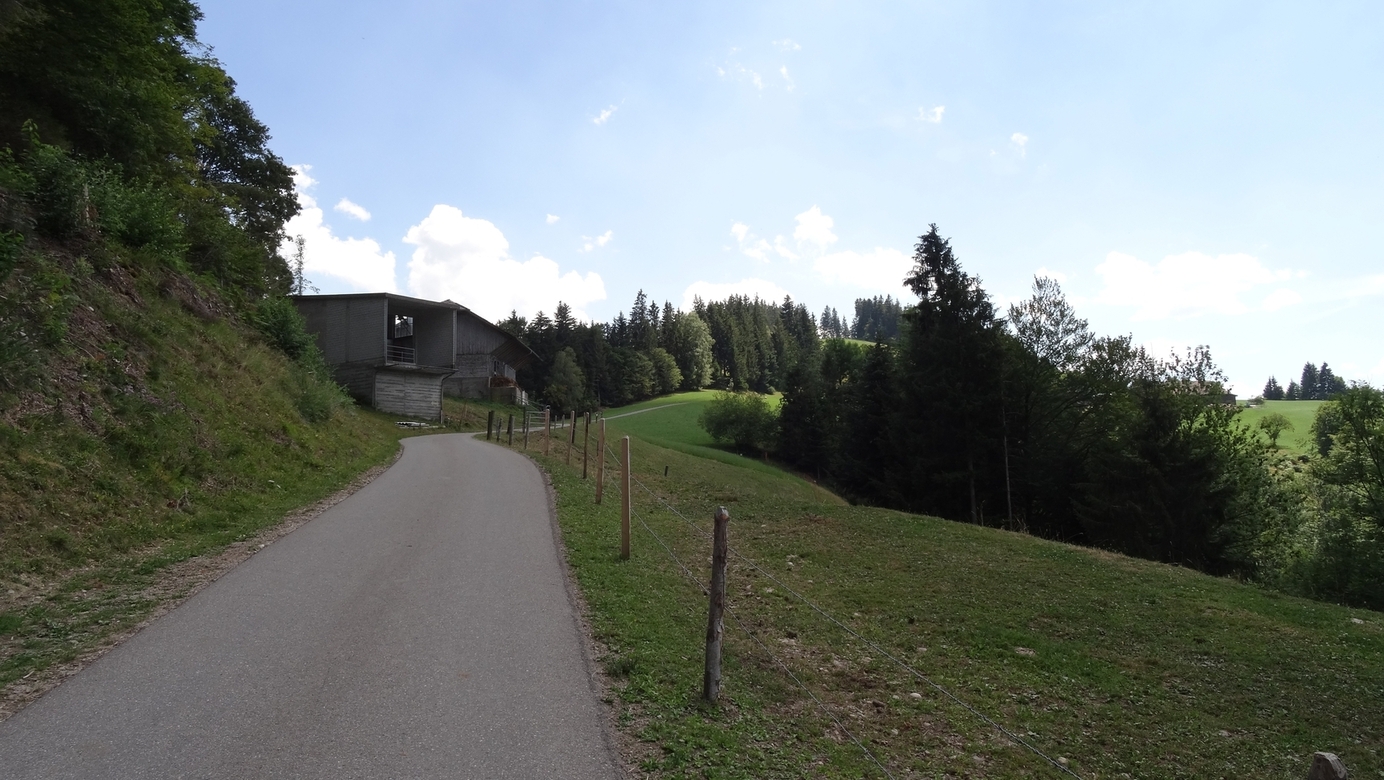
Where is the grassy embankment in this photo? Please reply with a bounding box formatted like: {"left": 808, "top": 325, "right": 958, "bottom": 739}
{"left": 1236, "top": 400, "right": 1325, "bottom": 454}
{"left": 0, "top": 265, "right": 515, "bottom": 705}
{"left": 510, "top": 394, "right": 1382, "bottom": 778}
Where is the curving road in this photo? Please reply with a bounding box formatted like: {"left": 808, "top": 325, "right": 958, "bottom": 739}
{"left": 0, "top": 434, "right": 622, "bottom": 779}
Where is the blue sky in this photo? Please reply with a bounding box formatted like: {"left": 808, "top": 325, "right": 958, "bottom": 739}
{"left": 198, "top": 0, "right": 1384, "bottom": 392}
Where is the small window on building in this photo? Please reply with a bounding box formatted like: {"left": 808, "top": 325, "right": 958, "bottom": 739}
{"left": 393, "top": 315, "right": 414, "bottom": 338}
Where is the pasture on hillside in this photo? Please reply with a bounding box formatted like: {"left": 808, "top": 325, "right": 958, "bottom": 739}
{"left": 1237, "top": 400, "right": 1325, "bottom": 454}
{"left": 518, "top": 396, "right": 1383, "bottom": 779}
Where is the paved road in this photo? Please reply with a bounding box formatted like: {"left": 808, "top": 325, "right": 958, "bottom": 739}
{"left": 0, "top": 434, "right": 622, "bottom": 780}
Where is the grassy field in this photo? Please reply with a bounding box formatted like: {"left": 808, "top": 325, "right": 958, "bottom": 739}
{"left": 512, "top": 395, "right": 1383, "bottom": 778}
{"left": 1236, "top": 401, "right": 1325, "bottom": 454}
{"left": 600, "top": 391, "right": 801, "bottom": 481}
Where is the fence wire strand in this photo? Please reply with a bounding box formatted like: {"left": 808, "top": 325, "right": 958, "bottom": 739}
{"left": 606, "top": 445, "right": 1082, "bottom": 780}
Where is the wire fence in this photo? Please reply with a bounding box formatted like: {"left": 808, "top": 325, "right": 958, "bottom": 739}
{"left": 537, "top": 426, "right": 1083, "bottom": 778}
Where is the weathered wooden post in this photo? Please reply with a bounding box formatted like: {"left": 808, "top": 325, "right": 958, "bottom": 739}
{"left": 567, "top": 410, "right": 576, "bottom": 465}
{"left": 620, "top": 435, "right": 631, "bottom": 560}
{"left": 582, "top": 412, "right": 591, "bottom": 479}
{"left": 595, "top": 418, "right": 606, "bottom": 504}
{"left": 506, "top": 414, "right": 513, "bottom": 446}
{"left": 703, "top": 506, "right": 731, "bottom": 705}
{"left": 1308, "top": 752, "right": 1348, "bottom": 780}
{"left": 523, "top": 409, "right": 530, "bottom": 450}
{"left": 544, "top": 408, "right": 551, "bottom": 456}
{"left": 486, "top": 410, "right": 494, "bottom": 440}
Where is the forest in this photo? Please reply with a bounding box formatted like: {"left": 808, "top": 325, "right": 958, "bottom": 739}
{"left": 512, "top": 227, "right": 1383, "bottom": 611}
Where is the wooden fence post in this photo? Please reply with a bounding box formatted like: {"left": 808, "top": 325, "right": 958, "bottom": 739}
{"left": 486, "top": 410, "right": 494, "bottom": 440}
{"left": 582, "top": 413, "right": 591, "bottom": 479}
{"left": 523, "top": 410, "right": 530, "bottom": 450}
{"left": 506, "top": 414, "right": 513, "bottom": 446}
{"left": 595, "top": 418, "right": 606, "bottom": 504}
{"left": 566, "top": 410, "right": 576, "bottom": 465}
{"left": 544, "top": 409, "right": 551, "bottom": 455}
{"left": 620, "top": 435, "right": 631, "bottom": 560}
{"left": 703, "top": 506, "right": 731, "bottom": 704}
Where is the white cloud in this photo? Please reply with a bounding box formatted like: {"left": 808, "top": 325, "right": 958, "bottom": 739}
{"left": 404, "top": 205, "right": 605, "bottom": 321}
{"left": 773, "top": 235, "right": 798, "bottom": 261}
{"left": 780, "top": 66, "right": 795, "bottom": 91}
{"left": 1094, "top": 250, "right": 1300, "bottom": 320}
{"left": 793, "top": 205, "right": 838, "bottom": 251}
{"left": 546, "top": 214, "right": 560, "bottom": 224}
{"left": 919, "top": 105, "right": 945, "bottom": 123}
{"left": 718, "top": 61, "right": 764, "bottom": 90}
{"left": 593, "top": 105, "right": 618, "bottom": 125}
{"left": 773, "top": 38, "right": 801, "bottom": 51}
{"left": 1011, "top": 132, "right": 1029, "bottom": 158}
{"left": 579, "top": 230, "right": 614, "bottom": 253}
{"left": 281, "top": 165, "right": 397, "bottom": 293}
{"left": 334, "top": 198, "right": 371, "bottom": 222}
{"left": 731, "top": 222, "right": 797, "bottom": 261}
{"left": 814, "top": 247, "right": 912, "bottom": 291}
{"left": 681, "top": 278, "right": 793, "bottom": 310}
{"left": 1034, "top": 266, "right": 1068, "bottom": 283}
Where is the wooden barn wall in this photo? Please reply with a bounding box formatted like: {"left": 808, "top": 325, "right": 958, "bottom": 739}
{"left": 411, "top": 306, "right": 455, "bottom": 368}
{"left": 294, "top": 297, "right": 387, "bottom": 365}
{"left": 374, "top": 371, "right": 443, "bottom": 419}
{"left": 455, "top": 313, "right": 506, "bottom": 356}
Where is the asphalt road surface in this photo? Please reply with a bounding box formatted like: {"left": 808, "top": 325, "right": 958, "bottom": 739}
{"left": 0, "top": 434, "right": 623, "bottom": 779}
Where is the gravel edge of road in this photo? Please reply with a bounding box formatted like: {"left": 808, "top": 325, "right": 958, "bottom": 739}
{"left": 0, "top": 445, "right": 407, "bottom": 723}
{"left": 532, "top": 455, "right": 635, "bottom": 780}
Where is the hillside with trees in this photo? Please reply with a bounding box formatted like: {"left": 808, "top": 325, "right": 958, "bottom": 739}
{"left": 498, "top": 290, "right": 819, "bottom": 413}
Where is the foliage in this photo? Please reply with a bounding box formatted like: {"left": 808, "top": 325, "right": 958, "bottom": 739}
{"left": 1258, "top": 412, "right": 1294, "bottom": 447}
{"left": 252, "top": 295, "right": 316, "bottom": 360}
{"left": 544, "top": 346, "right": 585, "bottom": 414}
{"left": 849, "top": 294, "right": 903, "bottom": 341}
{"left": 510, "top": 289, "right": 817, "bottom": 413}
{"left": 776, "top": 227, "right": 1290, "bottom": 582}
{"left": 0, "top": 0, "right": 298, "bottom": 298}
{"left": 699, "top": 391, "right": 778, "bottom": 454}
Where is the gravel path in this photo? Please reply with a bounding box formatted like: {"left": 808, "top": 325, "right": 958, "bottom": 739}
{"left": 0, "top": 433, "right": 622, "bottom": 780}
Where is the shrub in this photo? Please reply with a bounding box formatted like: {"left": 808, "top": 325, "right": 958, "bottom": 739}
{"left": 253, "top": 295, "right": 316, "bottom": 360}
{"left": 699, "top": 391, "right": 777, "bottom": 454}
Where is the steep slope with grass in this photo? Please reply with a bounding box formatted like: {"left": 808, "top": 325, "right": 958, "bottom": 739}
{"left": 510, "top": 398, "right": 1382, "bottom": 778}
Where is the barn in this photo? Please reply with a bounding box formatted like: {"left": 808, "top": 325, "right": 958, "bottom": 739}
{"left": 292, "top": 293, "right": 535, "bottom": 420}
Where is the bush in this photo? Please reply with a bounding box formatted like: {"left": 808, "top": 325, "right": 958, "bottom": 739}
{"left": 253, "top": 296, "right": 316, "bottom": 360}
{"left": 699, "top": 391, "right": 777, "bottom": 454}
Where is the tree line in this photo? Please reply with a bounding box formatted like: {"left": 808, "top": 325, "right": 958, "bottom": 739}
{"left": 498, "top": 290, "right": 820, "bottom": 414}
{"left": 1262, "top": 362, "right": 1349, "bottom": 401}
{"left": 818, "top": 295, "right": 904, "bottom": 342}
{"left": 767, "top": 225, "right": 1382, "bottom": 609}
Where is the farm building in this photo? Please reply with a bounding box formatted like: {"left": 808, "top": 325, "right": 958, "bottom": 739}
{"left": 292, "top": 293, "right": 535, "bottom": 420}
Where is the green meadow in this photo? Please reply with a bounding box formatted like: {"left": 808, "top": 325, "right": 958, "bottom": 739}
{"left": 1237, "top": 400, "right": 1326, "bottom": 453}
{"left": 515, "top": 395, "right": 1383, "bottom": 779}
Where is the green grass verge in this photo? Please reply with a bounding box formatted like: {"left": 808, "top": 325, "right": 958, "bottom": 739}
{"left": 512, "top": 401, "right": 1383, "bottom": 778}
{"left": 1236, "top": 401, "right": 1325, "bottom": 454}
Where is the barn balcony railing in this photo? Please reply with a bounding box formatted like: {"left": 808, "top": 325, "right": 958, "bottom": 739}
{"left": 385, "top": 345, "right": 416, "bottom": 365}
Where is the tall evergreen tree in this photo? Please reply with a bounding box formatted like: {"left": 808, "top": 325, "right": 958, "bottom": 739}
{"left": 897, "top": 224, "right": 1006, "bottom": 522}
